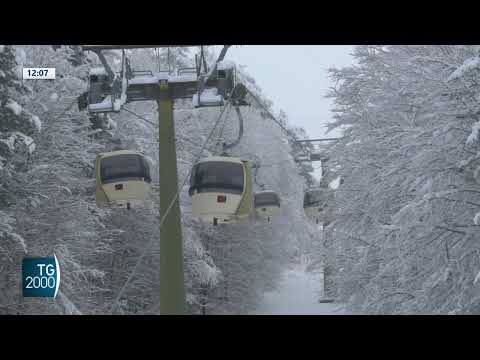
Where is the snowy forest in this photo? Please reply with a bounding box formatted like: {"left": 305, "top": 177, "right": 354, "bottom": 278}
{"left": 2, "top": 45, "right": 480, "bottom": 315}
{"left": 0, "top": 45, "right": 317, "bottom": 314}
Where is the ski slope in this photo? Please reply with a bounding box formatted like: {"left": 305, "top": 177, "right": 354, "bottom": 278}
{"left": 253, "top": 265, "right": 347, "bottom": 315}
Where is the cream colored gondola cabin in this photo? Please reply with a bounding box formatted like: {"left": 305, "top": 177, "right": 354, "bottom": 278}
{"left": 254, "top": 191, "right": 281, "bottom": 222}
{"left": 95, "top": 150, "right": 152, "bottom": 209}
{"left": 303, "top": 188, "right": 335, "bottom": 225}
{"left": 189, "top": 156, "right": 254, "bottom": 225}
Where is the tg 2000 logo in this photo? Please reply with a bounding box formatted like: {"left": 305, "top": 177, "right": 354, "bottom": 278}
{"left": 22, "top": 254, "right": 60, "bottom": 298}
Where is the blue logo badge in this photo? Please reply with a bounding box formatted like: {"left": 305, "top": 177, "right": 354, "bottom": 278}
{"left": 22, "top": 254, "right": 60, "bottom": 298}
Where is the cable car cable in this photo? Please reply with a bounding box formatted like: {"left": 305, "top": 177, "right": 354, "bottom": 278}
{"left": 110, "top": 102, "right": 231, "bottom": 313}
{"left": 121, "top": 105, "right": 206, "bottom": 149}
{"left": 110, "top": 101, "right": 232, "bottom": 313}
{"left": 121, "top": 106, "right": 157, "bottom": 126}
{"left": 244, "top": 87, "right": 311, "bottom": 157}
{"left": 215, "top": 105, "right": 231, "bottom": 146}
{"left": 245, "top": 88, "right": 300, "bottom": 144}
{"left": 222, "top": 105, "right": 244, "bottom": 151}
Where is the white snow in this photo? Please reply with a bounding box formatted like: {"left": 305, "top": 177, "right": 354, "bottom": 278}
{"left": 380, "top": 224, "right": 401, "bottom": 231}
{"left": 0, "top": 135, "right": 16, "bottom": 152}
{"left": 297, "top": 155, "right": 310, "bottom": 161}
{"left": 113, "top": 99, "right": 123, "bottom": 111}
{"left": 10, "top": 233, "right": 27, "bottom": 252}
{"left": 419, "top": 178, "right": 433, "bottom": 195}
{"left": 31, "top": 115, "right": 42, "bottom": 132}
{"left": 57, "top": 291, "right": 82, "bottom": 315}
{"left": 448, "top": 308, "right": 461, "bottom": 315}
{"left": 15, "top": 48, "right": 26, "bottom": 66}
{"left": 474, "top": 270, "right": 480, "bottom": 285}
{"left": 186, "top": 293, "right": 196, "bottom": 305}
{"left": 448, "top": 57, "right": 480, "bottom": 81}
{"left": 50, "top": 93, "right": 58, "bottom": 101}
{"left": 474, "top": 212, "right": 480, "bottom": 225}
{"left": 0, "top": 70, "right": 5, "bottom": 78}
{"left": 0, "top": 132, "right": 36, "bottom": 154}
{"left": 64, "top": 77, "right": 84, "bottom": 92}
{"left": 113, "top": 73, "right": 128, "bottom": 111}
{"left": 443, "top": 267, "right": 452, "bottom": 282}
{"left": 475, "top": 167, "right": 480, "bottom": 183}
{"left": 458, "top": 151, "right": 480, "bottom": 169}
{"left": 329, "top": 176, "right": 341, "bottom": 190}
{"left": 143, "top": 154, "right": 156, "bottom": 167}
{"left": 216, "top": 60, "right": 235, "bottom": 71}
{"left": 32, "top": 164, "right": 49, "bottom": 171}
{"left": 192, "top": 88, "right": 224, "bottom": 107}
{"left": 5, "top": 99, "right": 22, "bottom": 115}
{"left": 129, "top": 73, "right": 197, "bottom": 85}
{"left": 423, "top": 189, "right": 456, "bottom": 200}
{"left": 128, "top": 75, "right": 159, "bottom": 85}
{"left": 58, "top": 185, "right": 72, "bottom": 196}
{"left": 24, "top": 135, "right": 35, "bottom": 154}
{"left": 252, "top": 265, "right": 346, "bottom": 315}
{"left": 107, "top": 116, "right": 117, "bottom": 129}
{"left": 89, "top": 67, "right": 107, "bottom": 76}
{"left": 169, "top": 74, "right": 197, "bottom": 83}
{"left": 0, "top": 45, "right": 4, "bottom": 52}
{"left": 466, "top": 121, "right": 480, "bottom": 146}
{"left": 88, "top": 96, "right": 113, "bottom": 112}
{"left": 191, "top": 94, "right": 199, "bottom": 107}
{"left": 85, "top": 268, "right": 105, "bottom": 279}
{"left": 0, "top": 132, "right": 34, "bottom": 154}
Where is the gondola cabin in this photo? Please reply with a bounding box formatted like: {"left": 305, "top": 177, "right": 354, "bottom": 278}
{"left": 95, "top": 150, "right": 152, "bottom": 209}
{"left": 303, "top": 188, "right": 335, "bottom": 225}
{"left": 254, "top": 191, "right": 281, "bottom": 222}
{"left": 189, "top": 156, "right": 254, "bottom": 225}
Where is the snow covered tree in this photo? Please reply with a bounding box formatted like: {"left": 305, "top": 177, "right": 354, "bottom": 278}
{"left": 0, "top": 45, "right": 42, "bottom": 314}
{"left": 0, "top": 45, "right": 314, "bottom": 314}
{"left": 323, "top": 45, "right": 480, "bottom": 314}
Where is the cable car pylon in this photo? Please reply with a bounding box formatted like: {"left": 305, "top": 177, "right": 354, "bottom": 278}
{"left": 83, "top": 45, "right": 237, "bottom": 315}
{"left": 157, "top": 81, "right": 186, "bottom": 314}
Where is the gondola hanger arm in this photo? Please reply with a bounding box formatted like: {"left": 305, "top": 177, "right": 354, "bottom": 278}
{"left": 91, "top": 49, "right": 115, "bottom": 81}
{"left": 197, "top": 45, "right": 232, "bottom": 94}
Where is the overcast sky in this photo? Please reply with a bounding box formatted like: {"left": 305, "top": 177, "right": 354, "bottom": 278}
{"left": 223, "top": 45, "right": 355, "bottom": 181}
{"left": 225, "top": 45, "right": 355, "bottom": 138}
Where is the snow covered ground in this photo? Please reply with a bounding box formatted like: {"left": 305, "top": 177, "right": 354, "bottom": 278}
{"left": 253, "top": 265, "right": 347, "bottom": 315}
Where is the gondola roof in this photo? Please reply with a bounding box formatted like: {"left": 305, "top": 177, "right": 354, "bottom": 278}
{"left": 194, "top": 156, "right": 246, "bottom": 165}
{"left": 99, "top": 149, "right": 144, "bottom": 158}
